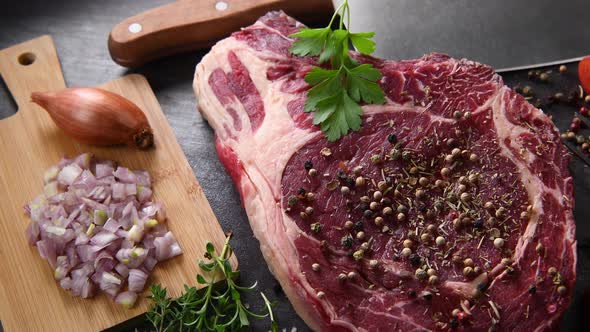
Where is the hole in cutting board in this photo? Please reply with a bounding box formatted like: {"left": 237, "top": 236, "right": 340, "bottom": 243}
{"left": 0, "top": 75, "right": 18, "bottom": 119}
{"left": 17, "top": 52, "right": 36, "bottom": 66}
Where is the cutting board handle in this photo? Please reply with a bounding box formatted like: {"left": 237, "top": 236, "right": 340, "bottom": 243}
{"left": 0, "top": 35, "right": 66, "bottom": 110}
{"left": 108, "top": 0, "right": 333, "bottom": 68}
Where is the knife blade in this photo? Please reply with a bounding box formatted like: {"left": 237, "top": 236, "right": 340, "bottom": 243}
{"left": 495, "top": 56, "right": 586, "bottom": 73}
{"left": 335, "top": 1, "right": 590, "bottom": 72}
{"left": 108, "top": 0, "right": 333, "bottom": 68}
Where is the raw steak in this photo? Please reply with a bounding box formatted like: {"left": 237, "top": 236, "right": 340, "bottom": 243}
{"left": 193, "top": 11, "right": 576, "bottom": 331}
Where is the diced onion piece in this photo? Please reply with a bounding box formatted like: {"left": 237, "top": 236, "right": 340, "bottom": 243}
{"left": 115, "top": 291, "right": 137, "bottom": 309}
{"left": 45, "top": 225, "right": 67, "bottom": 236}
{"left": 24, "top": 153, "right": 182, "bottom": 306}
{"left": 145, "top": 219, "right": 158, "bottom": 228}
{"left": 94, "top": 251, "right": 114, "bottom": 270}
{"left": 94, "top": 209, "right": 107, "bottom": 226}
{"left": 143, "top": 256, "right": 157, "bottom": 271}
{"left": 76, "top": 245, "right": 97, "bottom": 263}
{"left": 75, "top": 232, "right": 89, "bottom": 245}
{"left": 112, "top": 183, "right": 136, "bottom": 200}
{"left": 113, "top": 167, "right": 137, "bottom": 183}
{"left": 128, "top": 269, "right": 148, "bottom": 292}
{"left": 154, "top": 232, "right": 182, "bottom": 261}
{"left": 95, "top": 162, "right": 114, "bottom": 178}
{"left": 36, "top": 240, "right": 57, "bottom": 268}
{"left": 100, "top": 272, "right": 122, "bottom": 297}
{"left": 116, "top": 247, "right": 147, "bottom": 268}
{"left": 133, "top": 171, "right": 151, "bottom": 187}
{"left": 26, "top": 222, "right": 40, "bottom": 245}
{"left": 80, "top": 279, "right": 95, "bottom": 299}
{"left": 136, "top": 185, "right": 152, "bottom": 203}
{"left": 57, "top": 164, "right": 83, "bottom": 186}
{"left": 103, "top": 218, "right": 121, "bottom": 233}
{"left": 73, "top": 153, "right": 92, "bottom": 169}
{"left": 91, "top": 231, "right": 118, "bottom": 247}
{"left": 102, "top": 272, "right": 122, "bottom": 285}
{"left": 44, "top": 181, "right": 59, "bottom": 197}
{"left": 43, "top": 165, "right": 60, "bottom": 184}
{"left": 127, "top": 224, "right": 144, "bottom": 243}
{"left": 115, "top": 263, "right": 129, "bottom": 278}
{"left": 54, "top": 256, "right": 71, "bottom": 280}
{"left": 86, "top": 224, "right": 96, "bottom": 237}
{"left": 60, "top": 277, "right": 72, "bottom": 290}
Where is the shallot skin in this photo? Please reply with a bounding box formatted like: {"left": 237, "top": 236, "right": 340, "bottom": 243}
{"left": 31, "top": 87, "right": 154, "bottom": 149}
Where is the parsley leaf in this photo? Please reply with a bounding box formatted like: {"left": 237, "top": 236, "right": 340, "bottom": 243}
{"left": 347, "top": 64, "right": 385, "bottom": 104}
{"left": 289, "top": 27, "right": 331, "bottom": 57}
{"left": 289, "top": 0, "right": 386, "bottom": 141}
{"left": 350, "top": 32, "right": 377, "bottom": 54}
{"left": 317, "top": 90, "right": 363, "bottom": 141}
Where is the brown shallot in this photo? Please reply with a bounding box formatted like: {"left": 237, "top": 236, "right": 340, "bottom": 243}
{"left": 31, "top": 87, "right": 154, "bottom": 149}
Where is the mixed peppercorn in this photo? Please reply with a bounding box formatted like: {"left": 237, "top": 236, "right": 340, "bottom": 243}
{"left": 279, "top": 63, "right": 578, "bottom": 328}
{"left": 516, "top": 64, "right": 590, "bottom": 158}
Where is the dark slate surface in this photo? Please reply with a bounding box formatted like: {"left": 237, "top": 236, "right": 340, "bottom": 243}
{"left": 342, "top": 0, "right": 590, "bottom": 69}
{"left": 1, "top": 1, "right": 589, "bottom": 331}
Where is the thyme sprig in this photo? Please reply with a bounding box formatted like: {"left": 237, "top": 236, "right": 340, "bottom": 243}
{"left": 146, "top": 235, "right": 277, "bottom": 332}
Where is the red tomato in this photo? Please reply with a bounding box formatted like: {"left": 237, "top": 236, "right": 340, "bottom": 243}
{"left": 579, "top": 57, "right": 590, "bottom": 93}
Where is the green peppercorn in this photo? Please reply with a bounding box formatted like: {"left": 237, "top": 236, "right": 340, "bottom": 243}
{"left": 311, "top": 222, "right": 322, "bottom": 233}
{"left": 370, "top": 154, "right": 382, "bottom": 164}
{"left": 397, "top": 204, "right": 408, "bottom": 213}
{"left": 341, "top": 234, "right": 353, "bottom": 247}
{"left": 287, "top": 195, "right": 299, "bottom": 206}
{"left": 353, "top": 250, "right": 364, "bottom": 261}
{"left": 402, "top": 151, "right": 412, "bottom": 161}
{"left": 522, "top": 86, "right": 533, "bottom": 95}
{"left": 415, "top": 268, "right": 427, "bottom": 280}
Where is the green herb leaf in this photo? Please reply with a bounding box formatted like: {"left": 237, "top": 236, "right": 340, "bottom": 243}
{"left": 304, "top": 75, "right": 342, "bottom": 114}
{"left": 289, "top": 27, "right": 331, "bottom": 57}
{"left": 347, "top": 64, "right": 385, "bottom": 104}
{"left": 304, "top": 67, "right": 340, "bottom": 85}
{"left": 261, "top": 292, "right": 279, "bottom": 332}
{"left": 146, "top": 236, "right": 277, "bottom": 332}
{"left": 206, "top": 242, "right": 215, "bottom": 255}
{"left": 289, "top": 0, "right": 385, "bottom": 141}
{"left": 350, "top": 32, "right": 376, "bottom": 54}
{"left": 196, "top": 274, "right": 207, "bottom": 284}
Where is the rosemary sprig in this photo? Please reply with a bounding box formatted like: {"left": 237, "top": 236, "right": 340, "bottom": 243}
{"left": 146, "top": 235, "right": 278, "bottom": 332}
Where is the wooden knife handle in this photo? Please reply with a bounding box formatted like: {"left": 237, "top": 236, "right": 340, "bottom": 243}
{"left": 108, "top": 0, "right": 333, "bottom": 68}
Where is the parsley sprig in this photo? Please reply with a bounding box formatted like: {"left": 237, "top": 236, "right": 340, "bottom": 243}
{"left": 146, "top": 235, "right": 278, "bottom": 332}
{"left": 289, "top": 0, "right": 385, "bottom": 141}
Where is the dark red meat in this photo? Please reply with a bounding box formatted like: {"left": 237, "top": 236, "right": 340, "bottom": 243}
{"left": 194, "top": 11, "right": 576, "bottom": 332}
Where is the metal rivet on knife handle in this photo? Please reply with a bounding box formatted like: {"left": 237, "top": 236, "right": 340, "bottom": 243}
{"left": 128, "top": 23, "right": 142, "bottom": 34}
{"left": 215, "top": 1, "right": 229, "bottom": 11}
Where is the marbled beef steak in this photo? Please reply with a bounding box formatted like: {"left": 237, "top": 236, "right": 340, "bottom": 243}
{"left": 193, "top": 11, "right": 576, "bottom": 331}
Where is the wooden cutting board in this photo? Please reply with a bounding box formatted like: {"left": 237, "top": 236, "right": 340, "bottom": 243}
{"left": 0, "top": 35, "right": 236, "bottom": 332}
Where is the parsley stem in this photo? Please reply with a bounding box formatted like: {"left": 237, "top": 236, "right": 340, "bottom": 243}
{"left": 339, "top": 1, "right": 348, "bottom": 30}
{"left": 328, "top": 0, "right": 346, "bottom": 28}
{"left": 346, "top": 2, "right": 351, "bottom": 29}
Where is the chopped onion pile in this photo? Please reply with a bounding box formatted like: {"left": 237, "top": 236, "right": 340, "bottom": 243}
{"left": 25, "top": 153, "right": 182, "bottom": 307}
